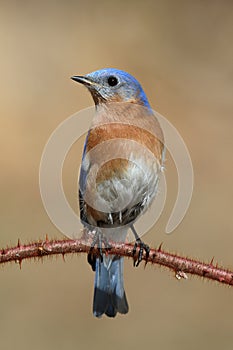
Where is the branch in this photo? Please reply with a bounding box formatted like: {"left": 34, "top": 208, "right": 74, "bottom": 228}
{"left": 1, "top": 236, "right": 233, "bottom": 286}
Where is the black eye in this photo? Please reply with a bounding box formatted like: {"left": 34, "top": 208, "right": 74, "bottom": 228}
{"left": 107, "top": 76, "right": 118, "bottom": 87}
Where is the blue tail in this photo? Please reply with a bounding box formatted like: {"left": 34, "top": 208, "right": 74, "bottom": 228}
{"left": 93, "top": 255, "right": 129, "bottom": 318}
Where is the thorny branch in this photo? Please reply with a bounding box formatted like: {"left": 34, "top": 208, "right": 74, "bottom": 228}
{"left": 0, "top": 235, "right": 233, "bottom": 286}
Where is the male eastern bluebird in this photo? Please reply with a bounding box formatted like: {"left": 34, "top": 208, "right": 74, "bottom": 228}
{"left": 71, "top": 68, "right": 164, "bottom": 318}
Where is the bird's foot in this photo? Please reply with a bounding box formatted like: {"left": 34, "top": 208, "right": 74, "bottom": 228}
{"left": 87, "top": 229, "right": 111, "bottom": 271}
{"left": 130, "top": 225, "right": 150, "bottom": 267}
{"left": 133, "top": 238, "right": 150, "bottom": 267}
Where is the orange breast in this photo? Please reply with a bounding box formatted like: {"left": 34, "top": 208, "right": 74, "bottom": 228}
{"left": 82, "top": 102, "right": 164, "bottom": 226}
{"left": 86, "top": 123, "right": 163, "bottom": 183}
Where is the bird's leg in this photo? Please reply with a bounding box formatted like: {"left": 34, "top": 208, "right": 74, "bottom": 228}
{"left": 131, "top": 225, "right": 150, "bottom": 267}
{"left": 87, "top": 229, "right": 102, "bottom": 271}
{"left": 87, "top": 228, "right": 111, "bottom": 271}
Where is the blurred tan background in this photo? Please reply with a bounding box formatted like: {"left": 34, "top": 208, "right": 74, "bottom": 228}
{"left": 1, "top": 1, "right": 233, "bottom": 349}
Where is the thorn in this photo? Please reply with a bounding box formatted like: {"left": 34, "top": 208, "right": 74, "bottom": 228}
{"left": 15, "top": 256, "right": 22, "bottom": 269}
{"left": 158, "top": 242, "right": 163, "bottom": 251}
{"left": 19, "top": 259, "right": 22, "bottom": 269}
{"left": 62, "top": 252, "right": 66, "bottom": 262}
{"left": 17, "top": 238, "right": 21, "bottom": 248}
{"left": 210, "top": 257, "right": 214, "bottom": 265}
{"left": 45, "top": 234, "right": 49, "bottom": 242}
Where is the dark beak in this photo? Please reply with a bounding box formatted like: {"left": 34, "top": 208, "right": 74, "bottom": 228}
{"left": 71, "top": 74, "right": 103, "bottom": 105}
{"left": 71, "top": 75, "right": 96, "bottom": 87}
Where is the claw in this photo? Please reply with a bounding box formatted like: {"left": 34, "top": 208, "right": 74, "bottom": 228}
{"left": 133, "top": 238, "right": 150, "bottom": 267}
{"left": 87, "top": 229, "right": 111, "bottom": 270}
{"left": 87, "top": 252, "right": 96, "bottom": 271}
{"left": 131, "top": 225, "right": 150, "bottom": 267}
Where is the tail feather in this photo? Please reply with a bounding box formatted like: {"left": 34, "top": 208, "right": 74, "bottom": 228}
{"left": 93, "top": 255, "right": 128, "bottom": 318}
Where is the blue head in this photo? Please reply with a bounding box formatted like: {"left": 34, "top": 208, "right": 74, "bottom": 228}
{"left": 71, "top": 68, "right": 151, "bottom": 108}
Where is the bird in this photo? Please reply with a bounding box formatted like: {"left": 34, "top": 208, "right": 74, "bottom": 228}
{"left": 71, "top": 68, "right": 164, "bottom": 318}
